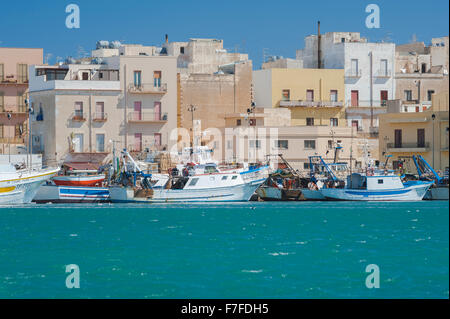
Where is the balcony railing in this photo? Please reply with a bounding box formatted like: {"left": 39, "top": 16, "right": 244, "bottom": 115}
{"left": 0, "top": 74, "right": 28, "bottom": 84}
{"left": 71, "top": 111, "right": 86, "bottom": 122}
{"left": 128, "top": 83, "right": 167, "bottom": 94}
{"left": 375, "top": 69, "right": 392, "bottom": 78}
{"left": 387, "top": 142, "right": 430, "bottom": 151}
{"left": 128, "top": 111, "right": 168, "bottom": 123}
{"left": 346, "top": 100, "right": 388, "bottom": 107}
{"left": 280, "top": 100, "right": 344, "bottom": 107}
{"left": 0, "top": 137, "right": 26, "bottom": 144}
{"left": 345, "top": 70, "right": 362, "bottom": 78}
{"left": 93, "top": 112, "right": 108, "bottom": 122}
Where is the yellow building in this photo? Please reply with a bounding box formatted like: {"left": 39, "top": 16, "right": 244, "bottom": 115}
{"left": 378, "top": 92, "right": 449, "bottom": 172}
{"left": 252, "top": 68, "right": 346, "bottom": 127}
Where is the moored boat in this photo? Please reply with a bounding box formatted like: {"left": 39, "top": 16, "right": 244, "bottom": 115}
{"left": 33, "top": 184, "right": 110, "bottom": 203}
{"left": 52, "top": 172, "right": 105, "bottom": 186}
{"left": 0, "top": 164, "right": 59, "bottom": 205}
{"left": 320, "top": 173, "right": 433, "bottom": 201}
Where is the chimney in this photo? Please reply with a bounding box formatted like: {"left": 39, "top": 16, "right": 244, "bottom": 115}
{"left": 317, "top": 21, "right": 321, "bottom": 69}
{"left": 165, "top": 34, "right": 168, "bottom": 43}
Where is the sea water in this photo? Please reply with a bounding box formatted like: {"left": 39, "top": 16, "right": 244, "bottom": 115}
{"left": 0, "top": 201, "right": 448, "bottom": 298}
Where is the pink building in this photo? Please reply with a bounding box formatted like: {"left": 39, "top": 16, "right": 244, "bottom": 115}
{"left": 0, "top": 47, "right": 43, "bottom": 154}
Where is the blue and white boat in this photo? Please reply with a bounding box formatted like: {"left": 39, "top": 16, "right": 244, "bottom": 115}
{"left": 320, "top": 173, "right": 433, "bottom": 201}
{"left": 33, "top": 184, "right": 110, "bottom": 203}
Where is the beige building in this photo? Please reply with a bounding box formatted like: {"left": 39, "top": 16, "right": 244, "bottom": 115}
{"left": 162, "top": 38, "right": 252, "bottom": 147}
{"left": 394, "top": 37, "right": 449, "bottom": 113}
{"left": 0, "top": 47, "right": 43, "bottom": 155}
{"left": 379, "top": 92, "right": 449, "bottom": 172}
{"left": 29, "top": 44, "right": 177, "bottom": 165}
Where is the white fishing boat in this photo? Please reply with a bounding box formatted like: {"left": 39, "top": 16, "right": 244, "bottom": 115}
{"left": 0, "top": 164, "right": 59, "bottom": 205}
{"left": 320, "top": 173, "right": 433, "bottom": 201}
{"left": 109, "top": 149, "right": 269, "bottom": 203}
{"left": 33, "top": 184, "right": 110, "bottom": 203}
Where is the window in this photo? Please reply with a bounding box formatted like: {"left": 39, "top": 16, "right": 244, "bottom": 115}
{"left": 134, "top": 71, "right": 141, "bottom": 87}
{"left": 306, "top": 117, "right": 314, "bottom": 126}
{"left": 404, "top": 90, "right": 413, "bottom": 101}
{"left": 304, "top": 140, "right": 316, "bottom": 150}
{"left": 17, "top": 92, "right": 26, "bottom": 112}
{"left": 0, "top": 92, "right": 4, "bottom": 112}
{"left": 249, "top": 140, "right": 261, "bottom": 149}
{"left": 82, "top": 72, "right": 89, "bottom": 80}
{"left": 96, "top": 134, "right": 105, "bottom": 152}
{"left": 377, "top": 179, "right": 384, "bottom": 184}
{"left": 330, "top": 90, "right": 338, "bottom": 102}
{"left": 380, "top": 59, "right": 388, "bottom": 76}
{"left": 180, "top": 47, "right": 185, "bottom": 54}
{"left": 0, "top": 64, "right": 4, "bottom": 81}
{"left": 232, "top": 175, "right": 238, "bottom": 180}
{"left": 417, "top": 129, "right": 425, "bottom": 147}
{"left": 95, "top": 102, "right": 105, "bottom": 120}
{"left": 249, "top": 118, "right": 256, "bottom": 126}
{"left": 341, "top": 38, "right": 346, "bottom": 43}
{"left": 421, "top": 63, "right": 427, "bottom": 73}
{"left": 99, "top": 72, "right": 103, "bottom": 79}
{"left": 73, "top": 133, "right": 84, "bottom": 152}
{"left": 276, "top": 140, "right": 288, "bottom": 149}
{"left": 328, "top": 140, "right": 333, "bottom": 149}
{"left": 351, "top": 90, "right": 359, "bottom": 106}
{"left": 306, "top": 90, "right": 314, "bottom": 101}
{"left": 236, "top": 119, "right": 241, "bottom": 126}
{"left": 188, "top": 178, "right": 199, "bottom": 186}
{"left": 427, "top": 90, "right": 435, "bottom": 101}
{"left": 330, "top": 118, "right": 338, "bottom": 127}
{"left": 74, "top": 102, "right": 83, "bottom": 119}
{"left": 134, "top": 133, "right": 142, "bottom": 152}
{"left": 221, "top": 176, "right": 228, "bottom": 180}
{"left": 282, "top": 89, "right": 290, "bottom": 101}
{"left": 380, "top": 90, "right": 388, "bottom": 106}
{"left": 227, "top": 140, "right": 233, "bottom": 149}
{"left": 17, "top": 64, "right": 28, "bottom": 83}
{"left": 351, "top": 59, "right": 359, "bottom": 76}
{"left": 0, "top": 124, "right": 3, "bottom": 138}
{"left": 153, "top": 71, "right": 161, "bottom": 87}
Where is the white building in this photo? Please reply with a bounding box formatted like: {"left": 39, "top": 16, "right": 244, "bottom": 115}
{"left": 297, "top": 32, "right": 395, "bottom": 133}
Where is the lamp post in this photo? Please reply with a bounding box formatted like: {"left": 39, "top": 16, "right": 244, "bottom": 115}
{"left": 432, "top": 113, "right": 436, "bottom": 169}
{"left": 187, "top": 104, "right": 196, "bottom": 155}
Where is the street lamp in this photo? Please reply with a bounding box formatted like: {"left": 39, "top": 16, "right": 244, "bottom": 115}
{"left": 187, "top": 104, "right": 196, "bottom": 154}
{"left": 432, "top": 113, "right": 436, "bottom": 169}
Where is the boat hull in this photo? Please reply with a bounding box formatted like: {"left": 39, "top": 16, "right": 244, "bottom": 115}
{"left": 110, "top": 178, "right": 266, "bottom": 203}
{"left": 33, "top": 185, "right": 110, "bottom": 203}
{"left": 301, "top": 189, "right": 327, "bottom": 200}
{"left": 0, "top": 168, "right": 59, "bottom": 205}
{"left": 424, "top": 186, "right": 449, "bottom": 200}
{"left": 320, "top": 182, "right": 433, "bottom": 201}
{"left": 52, "top": 175, "right": 105, "bottom": 187}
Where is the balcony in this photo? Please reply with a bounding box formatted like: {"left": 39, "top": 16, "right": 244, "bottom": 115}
{"left": 346, "top": 100, "right": 388, "bottom": 107}
{"left": 93, "top": 112, "right": 108, "bottom": 122}
{"left": 279, "top": 100, "right": 343, "bottom": 108}
{"left": 374, "top": 69, "right": 392, "bottom": 78}
{"left": 71, "top": 111, "right": 86, "bottom": 122}
{"left": 128, "top": 83, "right": 167, "bottom": 94}
{"left": 0, "top": 74, "right": 28, "bottom": 85}
{"left": 387, "top": 142, "right": 430, "bottom": 152}
{"left": 345, "top": 70, "right": 362, "bottom": 78}
{"left": 0, "top": 136, "right": 26, "bottom": 144}
{"left": 128, "top": 111, "right": 168, "bottom": 123}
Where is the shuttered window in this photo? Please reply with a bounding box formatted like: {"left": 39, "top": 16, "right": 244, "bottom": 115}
{"left": 0, "top": 64, "right": 4, "bottom": 81}
{"left": 0, "top": 92, "right": 4, "bottom": 112}
{"left": 17, "top": 63, "right": 28, "bottom": 83}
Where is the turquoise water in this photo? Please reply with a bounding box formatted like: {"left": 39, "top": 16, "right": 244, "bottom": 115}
{"left": 0, "top": 201, "right": 448, "bottom": 299}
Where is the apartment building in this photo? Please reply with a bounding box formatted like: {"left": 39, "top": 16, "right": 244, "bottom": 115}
{"left": 394, "top": 37, "right": 449, "bottom": 112}
{"left": 0, "top": 47, "right": 43, "bottom": 155}
{"left": 253, "top": 68, "right": 346, "bottom": 127}
{"left": 29, "top": 44, "right": 177, "bottom": 165}
{"left": 296, "top": 31, "right": 395, "bottom": 133}
{"left": 162, "top": 38, "right": 252, "bottom": 147}
{"left": 379, "top": 92, "right": 449, "bottom": 172}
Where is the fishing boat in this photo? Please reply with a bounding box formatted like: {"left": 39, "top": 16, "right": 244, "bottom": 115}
{"left": 411, "top": 155, "right": 449, "bottom": 200}
{"left": 320, "top": 173, "right": 433, "bottom": 201}
{"left": 0, "top": 164, "right": 59, "bottom": 205}
{"left": 33, "top": 184, "right": 110, "bottom": 203}
{"left": 109, "top": 149, "right": 269, "bottom": 203}
{"left": 52, "top": 170, "right": 105, "bottom": 186}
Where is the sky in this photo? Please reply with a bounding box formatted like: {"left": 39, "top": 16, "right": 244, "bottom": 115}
{"left": 0, "top": 0, "right": 448, "bottom": 68}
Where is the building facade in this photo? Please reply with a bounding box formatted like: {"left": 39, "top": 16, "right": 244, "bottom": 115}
{"left": 0, "top": 47, "right": 43, "bottom": 155}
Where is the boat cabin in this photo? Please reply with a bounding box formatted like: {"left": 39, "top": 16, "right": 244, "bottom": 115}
{"left": 346, "top": 173, "right": 404, "bottom": 190}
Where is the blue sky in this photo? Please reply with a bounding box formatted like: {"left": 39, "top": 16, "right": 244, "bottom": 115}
{"left": 0, "top": 0, "right": 448, "bottom": 68}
